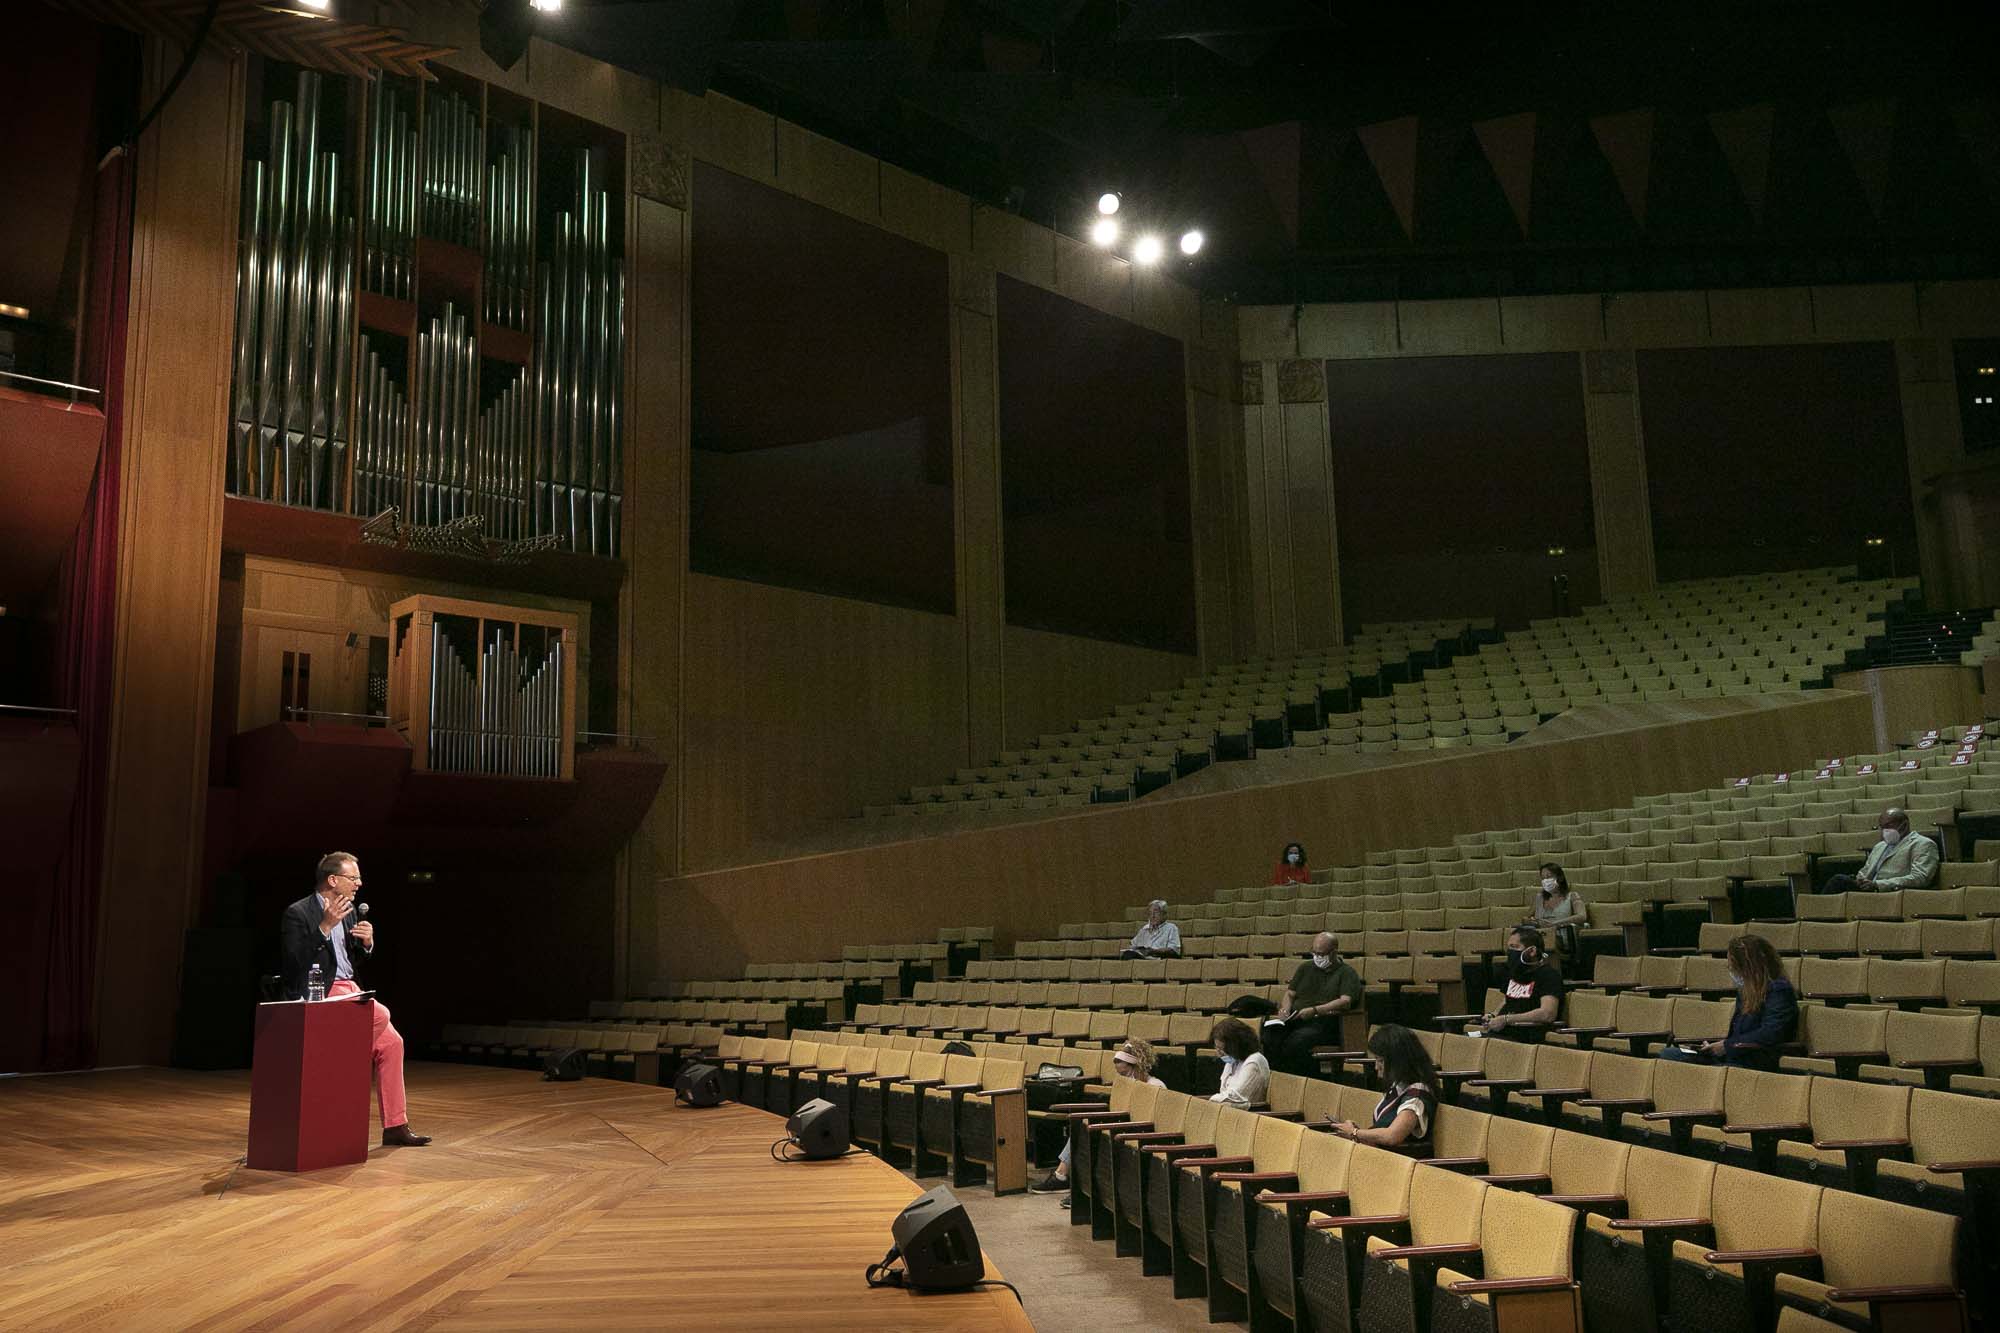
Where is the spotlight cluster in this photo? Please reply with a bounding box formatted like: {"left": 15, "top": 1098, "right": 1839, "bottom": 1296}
{"left": 1087, "top": 192, "right": 1204, "bottom": 266}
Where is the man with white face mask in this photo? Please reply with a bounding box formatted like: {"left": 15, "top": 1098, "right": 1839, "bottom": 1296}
{"left": 1262, "top": 932, "right": 1363, "bottom": 1075}
{"left": 1824, "top": 807, "right": 1938, "bottom": 893}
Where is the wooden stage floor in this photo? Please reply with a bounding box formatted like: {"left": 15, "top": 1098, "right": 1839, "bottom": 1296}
{"left": 0, "top": 1063, "right": 1032, "bottom": 1331}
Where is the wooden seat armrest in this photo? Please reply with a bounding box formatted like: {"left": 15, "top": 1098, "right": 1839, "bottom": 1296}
{"left": 1446, "top": 1276, "right": 1575, "bottom": 1295}
{"left": 1425, "top": 1156, "right": 1489, "bottom": 1171}
{"left": 1308, "top": 1212, "right": 1410, "bottom": 1230}
{"left": 1433, "top": 1012, "right": 1482, "bottom": 1024}
{"left": 1063, "top": 1109, "right": 1128, "bottom": 1122}
{"left": 1372, "top": 1242, "right": 1484, "bottom": 1261}
{"left": 1578, "top": 1097, "right": 1654, "bottom": 1109}
{"left": 934, "top": 1082, "right": 983, "bottom": 1093}
{"left": 1814, "top": 1138, "right": 1910, "bottom": 1151}
{"left": 1214, "top": 1171, "right": 1302, "bottom": 1186}
{"left": 1112, "top": 1130, "right": 1183, "bottom": 1145}
{"left": 1611, "top": 1028, "right": 1673, "bottom": 1041}
{"left": 1641, "top": 1108, "right": 1725, "bottom": 1123}
{"left": 970, "top": 1086, "right": 1024, "bottom": 1098}
{"left": 1143, "top": 1142, "right": 1216, "bottom": 1157}
{"left": 1096, "top": 1120, "right": 1155, "bottom": 1136}
{"left": 1703, "top": 1247, "right": 1819, "bottom": 1264}
{"left": 805, "top": 1066, "right": 848, "bottom": 1075}
{"left": 1311, "top": 1048, "right": 1368, "bottom": 1060}
{"left": 1897, "top": 1058, "right": 1980, "bottom": 1070}
{"left": 1439, "top": 1067, "right": 1482, "bottom": 1081}
{"left": 1813, "top": 992, "right": 1870, "bottom": 1004}
{"left": 1478, "top": 1173, "right": 1553, "bottom": 1189}
{"left": 1722, "top": 1121, "right": 1811, "bottom": 1136}
{"left": 1608, "top": 1217, "right": 1711, "bottom": 1231}
{"left": 893, "top": 1078, "right": 947, "bottom": 1089}
{"left": 1046, "top": 1101, "right": 1111, "bottom": 1113}
{"left": 1812, "top": 1049, "right": 1887, "bottom": 1062}
{"left": 1525, "top": 1087, "right": 1590, "bottom": 1100}
{"left": 1826, "top": 1284, "right": 1965, "bottom": 1303}
{"left": 1928, "top": 1159, "right": 2000, "bottom": 1173}
{"left": 1542, "top": 1193, "right": 1625, "bottom": 1206}
{"left": 1258, "top": 1189, "right": 1348, "bottom": 1205}
{"left": 1182, "top": 1155, "right": 1257, "bottom": 1174}
{"left": 742, "top": 1058, "right": 786, "bottom": 1068}
{"left": 1557, "top": 1025, "right": 1616, "bottom": 1037}
{"left": 1466, "top": 1077, "right": 1534, "bottom": 1089}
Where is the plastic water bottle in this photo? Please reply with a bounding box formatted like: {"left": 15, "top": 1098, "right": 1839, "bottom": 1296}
{"left": 307, "top": 963, "right": 325, "bottom": 1003}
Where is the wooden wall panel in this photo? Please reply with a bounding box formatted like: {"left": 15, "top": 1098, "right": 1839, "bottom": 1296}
{"left": 1830, "top": 665, "right": 1985, "bottom": 752}
{"left": 621, "top": 194, "right": 689, "bottom": 993}
{"left": 1603, "top": 290, "right": 1710, "bottom": 348}
{"left": 1281, "top": 400, "right": 1339, "bottom": 645}
{"left": 1398, "top": 298, "right": 1504, "bottom": 356}
{"left": 1052, "top": 234, "right": 1133, "bottom": 321}
{"left": 1706, "top": 286, "right": 1816, "bottom": 345}
{"left": 1895, "top": 337, "right": 1969, "bottom": 602}
{"left": 953, "top": 259, "right": 1005, "bottom": 766}
{"left": 773, "top": 121, "right": 880, "bottom": 225}
{"left": 1256, "top": 396, "right": 1298, "bottom": 656}
{"left": 970, "top": 206, "right": 1055, "bottom": 289}
{"left": 880, "top": 164, "right": 971, "bottom": 254}
{"left": 1581, "top": 351, "right": 1658, "bottom": 597}
{"left": 1296, "top": 302, "right": 1398, "bottom": 360}
{"left": 678, "top": 574, "right": 968, "bottom": 869}
{"left": 97, "top": 46, "right": 242, "bottom": 1066}
{"left": 654, "top": 692, "right": 1874, "bottom": 978}
{"left": 1499, "top": 295, "right": 1605, "bottom": 352}
{"left": 1001, "top": 626, "right": 1195, "bottom": 751}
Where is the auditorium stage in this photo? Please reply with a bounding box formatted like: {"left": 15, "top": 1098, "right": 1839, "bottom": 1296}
{"left": 0, "top": 1064, "right": 1032, "bottom": 1330}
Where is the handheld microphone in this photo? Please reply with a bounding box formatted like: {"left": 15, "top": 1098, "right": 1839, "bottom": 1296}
{"left": 356, "top": 901, "right": 369, "bottom": 919}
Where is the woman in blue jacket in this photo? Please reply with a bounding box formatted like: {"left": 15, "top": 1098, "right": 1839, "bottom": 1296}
{"left": 1659, "top": 934, "right": 1797, "bottom": 1072}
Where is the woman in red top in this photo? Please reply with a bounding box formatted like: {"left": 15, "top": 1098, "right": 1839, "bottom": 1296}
{"left": 1272, "top": 841, "right": 1310, "bottom": 885}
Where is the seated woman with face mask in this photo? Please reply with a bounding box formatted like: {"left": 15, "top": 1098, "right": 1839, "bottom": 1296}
{"left": 1326, "top": 1025, "right": 1438, "bottom": 1152}
{"left": 1272, "top": 841, "right": 1310, "bottom": 886}
{"left": 1658, "top": 935, "right": 1797, "bottom": 1072}
{"left": 1209, "top": 1018, "right": 1271, "bottom": 1107}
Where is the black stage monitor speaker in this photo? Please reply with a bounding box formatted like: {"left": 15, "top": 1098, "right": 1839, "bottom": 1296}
{"left": 543, "top": 1048, "right": 587, "bottom": 1082}
{"left": 888, "top": 1186, "right": 984, "bottom": 1291}
{"left": 786, "top": 1098, "right": 848, "bottom": 1159}
{"left": 675, "top": 1062, "right": 724, "bottom": 1107}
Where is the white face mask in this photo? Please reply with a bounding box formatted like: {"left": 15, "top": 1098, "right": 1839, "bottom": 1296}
{"left": 1882, "top": 828, "right": 1903, "bottom": 847}
{"left": 1311, "top": 953, "right": 1335, "bottom": 971}
{"left": 1287, "top": 851, "right": 1302, "bottom": 865}
{"left": 1540, "top": 877, "right": 1559, "bottom": 895}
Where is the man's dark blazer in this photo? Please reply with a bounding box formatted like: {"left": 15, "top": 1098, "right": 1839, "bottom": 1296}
{"left": 279, "top": 893, "right": 367, "bottom": 1000}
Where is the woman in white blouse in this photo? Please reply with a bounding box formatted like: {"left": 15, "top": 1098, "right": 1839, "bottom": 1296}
{"left": 1209, "top": 1017, "right": 1271, "bottom": 1107}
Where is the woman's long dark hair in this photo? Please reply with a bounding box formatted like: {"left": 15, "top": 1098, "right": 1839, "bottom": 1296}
{"left": 1727, "top": 934, "right": 1784, "bottom": 1017}
{"left": 1367, "top": 1023, "right": 1438, "bottom": 1090}
{"left": 1211, "top": 1017, "right": 1261, "bottom": 1061}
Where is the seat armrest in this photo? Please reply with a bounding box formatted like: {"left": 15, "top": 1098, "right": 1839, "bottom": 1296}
{"left": 971, "top": 1086, "right": 1024, "bottom": 1098}
{"left": 1478, "top": 1173, "right": 1553, "bottom": 1190}
{"left": 1609, "top": 1217, "right": 1712, "bottom": 1231}
{"left": 934, "top": 1082, "right": 983, "bottom": 1092}
{"left": 1308, "top": 1212, "right": 1410, "bottom": 1230}
{"left": 1722, "top": 1121, "right": 1811, "bottom": 1137}
{"left": 1929, "top": 1159, "right": 2000, "bottom": 1173}
{"left": 1557, "top": 1025, "right": 1616, "bottom": 1037}
{"left": 1641, "top": 1108, "right": 1725, "bottom": 1123}
{"left": 1214, "top": 1171, "right": 1302, "bottom": 1186}
{"left": 1825, "top": 1284, "right": 1966, "bottom": 1303}
{"left": 1466, "top": 1077, "right": 1534, "bottom": 1089}
{"left": 1371, "top": 1242, "right": 1484, "bottom": 1261}
{"left": 1143, "top": 1142, "right": 1216, "bottom": 1157}
{"left": 894, "top": 1078, "right": 947, "bottom": 1090}
{"left": 1182, "top": 1155, "right": 1257, "bottom": 1174}
{"left": 1525, "top": 1087, "right": 1589, "bottom": 1100}
{"left": 1704, "top": 1247, "right": 1819, "bottom": 1264}
{"left": 1425, "top": 1155, "right": 1490, "bottom": 1173}
{"left": 1112, "top": 1130, "right": 1185, "bottom": 1145}
{"left": 1898, "top": 1058, "right": 1980, "bottom": 1070}
{"left": 1446, "top": 1276, "right": 1576, "bottom": 1294}
{"left": 1259, "top": 1189, "right": 1348, "bottom": 1204}
{"left": 1046, "top": 1101, "right": 1111, "bottom": 1113}
{"left": 1542, "top": 1193, "right": 1625, "bottom": 1207}
{"left": 1064, "top": 1109, "right": 1129, "bottom": 1122}
{"left": 1095, "top": 1120, "right": 1155, "bottom": 1136}
{"left": 1815, "top": 1137, "right": 1910, "bottom": 1151}
{"left": 1579, "top": 1097, "right": 1653, "bottom": 1108}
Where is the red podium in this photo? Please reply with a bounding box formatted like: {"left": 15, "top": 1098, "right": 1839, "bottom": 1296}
{"left": 247, "top": 995, "right": 375, "bottom": 1172}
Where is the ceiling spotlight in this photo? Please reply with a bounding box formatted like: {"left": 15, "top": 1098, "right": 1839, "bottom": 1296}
{"left": 1132, "top": 234, "right": 1165, "bottom": 265}
{"left": 1089, "top": 217, "right": 1120, "bottom": 247}
{"left": 294, "top": 0, "right": 330, "bottom": 9}
{"left": 1178, "top": 229, "right": 1205, "bottom": 256}
{"left": 530, "top": 0, "right": 562, "bottom": 10}
{"left": 1097, "top": 192, "right": 1121, "bottom": 216}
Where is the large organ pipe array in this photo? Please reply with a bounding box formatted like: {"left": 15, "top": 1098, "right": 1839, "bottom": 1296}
{"left": 353, "top": 336, "right": 408, "bottom": 517}
{"left": 390, "top": 596, "right": 577, "bottom": 780}
{"left": 228, "top": 69, "right": 623, "bottom": 562}
{"left": 363, "top": 78, "right": 416, "bottom": 301}
{"left": 532, "top": 149, "right": 624, "bottom": 558}
{"left": 484, "top": 125, "right": 533, "bottom": 331}
{"left": 414, "top": 303, "right": 479, "bottom": 525}
{"left": 421, "top": 86, "right": 480, "bottom": 247}
{"left": 229, "top": 70, "right": 356, "bottom": 510}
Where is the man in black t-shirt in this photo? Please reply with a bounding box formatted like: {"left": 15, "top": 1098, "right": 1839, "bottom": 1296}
{"left": 1478, "top": 925, "right": 1563, "bottom": 1040}
{"left": 1263, "top": 932, "right": 1364, "bottom": 1074}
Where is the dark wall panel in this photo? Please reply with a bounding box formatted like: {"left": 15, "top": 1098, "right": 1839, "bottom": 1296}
{"left": 996, "top": 277, "right": 1195, "bottom": 653}
{"left": 1638, "top": 342, "right": 1913, "bottom": 580}
{"left": 690, "top": 163, "right": 954, "bottom": 612}
{"left": 1327, "top": 353, "right": 1597, "bottom": 629}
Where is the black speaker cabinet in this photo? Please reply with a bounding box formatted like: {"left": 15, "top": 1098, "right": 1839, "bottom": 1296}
{"left": 890, "top": 1186, "right": 984, "bottom": 1291}
{"left": 786, "top": 1097, "right": 848, "bottom": 1158}
{"left": 674, "top": 1062, "right": 724, "bottom": 1107}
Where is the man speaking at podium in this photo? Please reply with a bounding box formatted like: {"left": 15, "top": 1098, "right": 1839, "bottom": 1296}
{"left": 280, "top": 851, "right": 432, "bottom": 1147}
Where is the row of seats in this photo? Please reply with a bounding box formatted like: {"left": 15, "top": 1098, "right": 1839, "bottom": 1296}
{"left": 1064, "top": 1052, "right": 1970, "bottom": 1333}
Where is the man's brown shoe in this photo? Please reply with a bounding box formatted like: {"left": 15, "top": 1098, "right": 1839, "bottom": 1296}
{"left": 382, "top": 1125, "right": 432, "bottom": 1147}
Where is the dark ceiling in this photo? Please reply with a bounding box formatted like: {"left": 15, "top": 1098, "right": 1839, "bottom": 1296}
{"left": 536, "top": 0, "right": 2000, "bottom": 302}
